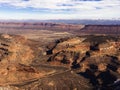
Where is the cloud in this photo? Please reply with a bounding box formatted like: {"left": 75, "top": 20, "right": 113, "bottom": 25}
{"left": 0, "top": 0, "right": 119, "bottom": 10}
{"left": 0, "top": 0, "right": 119, "bottom": 19}
{"left": 72, "top": 0, "right": 102, "bottom": 1}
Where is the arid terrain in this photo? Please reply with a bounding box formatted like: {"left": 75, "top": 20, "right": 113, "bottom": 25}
{"left": 0, "top": 22, "right": 120, "bottom": 90}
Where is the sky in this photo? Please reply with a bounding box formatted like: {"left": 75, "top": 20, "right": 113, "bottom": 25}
{"left": 0, "top": 0, "right": 120, "bottom": 20}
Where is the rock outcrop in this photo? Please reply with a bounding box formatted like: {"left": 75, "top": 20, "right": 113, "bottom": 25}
{"left": 0, "top": 34, "right": 45, "bottom": 85}
{"left": 46, "top": 35, "right": 120, "bottom": 89}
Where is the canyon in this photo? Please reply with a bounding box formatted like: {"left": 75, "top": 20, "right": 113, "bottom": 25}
{"left": 0, "top": 22, "right": 120, "bottom": 90}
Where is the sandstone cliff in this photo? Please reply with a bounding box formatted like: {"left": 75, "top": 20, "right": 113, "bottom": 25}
{"left": 46, "top": 35, "right": 120, "bottom": 89}
{"left": 0, "top": 34, "right": 46, "bottom": 85}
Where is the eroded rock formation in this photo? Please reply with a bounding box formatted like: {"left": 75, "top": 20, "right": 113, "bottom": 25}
{"left": 46, "top": 35, "right": 120, "bottom": 89}
{"left": 0, "top": 34, "right": 93, "bottom": 90}
{"left": 0, "top": 34, "right": 45, "bottom": 85}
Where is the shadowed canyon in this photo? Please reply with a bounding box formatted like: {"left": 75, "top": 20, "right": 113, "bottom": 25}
{"left": 0, "top": 22, "right": 120, "bottom": 90}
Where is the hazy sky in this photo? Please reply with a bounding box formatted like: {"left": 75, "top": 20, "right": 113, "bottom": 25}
{"left": 0, "top": 0, "right": 120, "bottom": 20}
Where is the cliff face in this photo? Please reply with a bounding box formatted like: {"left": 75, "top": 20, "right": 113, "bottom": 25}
{"left": 46, "top": 35, "right": 120, "bottom": 89}
{"left": 0, "top": 22, "right": 85, "bottom": 31}
{"left": 80, "top": 25, "right": 120, "bottom": 34}
{"left": 0, "top": 34, "right": 34, "bottom": 65}
{"left": 0, "top": 34, "right": 45, "bottom": 85}
{"left": 47, "top": 35, "right": 120, "bottom": 66}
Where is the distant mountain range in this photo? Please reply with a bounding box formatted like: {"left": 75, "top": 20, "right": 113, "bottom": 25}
{"left": 0, "top": 19, "right": 120, "bottom": 25}
{"left": 44, "top": 19, "right": 120, "bottom": 25}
